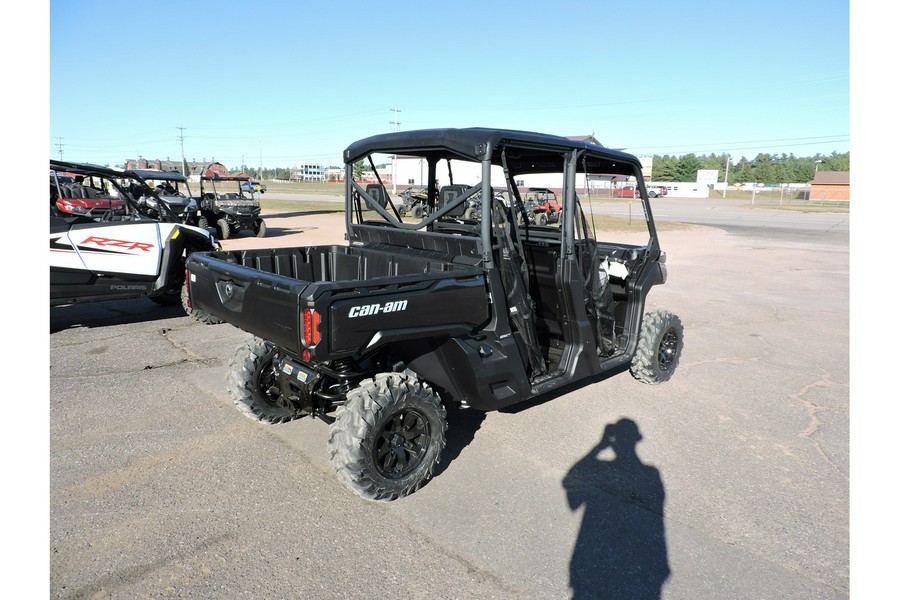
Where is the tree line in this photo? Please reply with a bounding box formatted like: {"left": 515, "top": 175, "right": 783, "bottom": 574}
{"left": 650, "top": 151, "right": 850, "bottom": 185}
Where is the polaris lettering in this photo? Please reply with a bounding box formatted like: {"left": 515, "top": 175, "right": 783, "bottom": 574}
{"left": 348, "top": 300, "right": 408, "bottom": 318}
{"left": 81, "top": 236, "right": 155, "bottom": 252}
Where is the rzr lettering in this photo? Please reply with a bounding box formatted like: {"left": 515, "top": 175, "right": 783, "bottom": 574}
{"left": 348, "top": 300, "right": 408, "bottom": 318}
{"left": 81, "top": 236, "right": 155, "bottom": 252}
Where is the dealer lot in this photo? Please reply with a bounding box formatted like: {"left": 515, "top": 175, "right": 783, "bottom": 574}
{"left": 49, "top": 200, "right": 849, "bottom": 599}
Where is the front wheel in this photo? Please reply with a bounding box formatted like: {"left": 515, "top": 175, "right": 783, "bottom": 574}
{"left": 254, "top": 218, "right": 267, "bottom": 237}
{"left": 217, "top": 218, "right": 231, "bottom": 240}
{"left": 228, "top": 337, "right": 299, "bottom": 423}
{"left": 630, "top": 309, "right": 684, "bottom": 384}
{"left": 181, "top": 284, "right": 223, "bottom": 324}
{"left": 328, "top": 373, "right": 447, "bottom": 501}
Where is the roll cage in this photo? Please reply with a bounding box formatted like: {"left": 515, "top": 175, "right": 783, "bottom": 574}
{"left": 343, "top": 128, "right": 661, "bottom": 269}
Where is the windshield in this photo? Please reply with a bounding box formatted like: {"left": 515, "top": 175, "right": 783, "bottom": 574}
{"left": 201, "top": 178, "right": 254, "bottom": 201}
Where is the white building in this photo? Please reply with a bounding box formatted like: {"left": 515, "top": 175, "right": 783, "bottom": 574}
{"left": 293, "top": 162, "right": 326, "bottom": 182}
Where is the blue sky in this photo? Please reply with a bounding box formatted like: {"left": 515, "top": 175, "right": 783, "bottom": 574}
{"left": 45, "top": 0, "right": 850, "bottom": 170}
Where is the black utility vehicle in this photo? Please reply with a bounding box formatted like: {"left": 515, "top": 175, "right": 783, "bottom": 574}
{"left": 198, "top": 174, "right": 267, "bottom": 239}
{"left": 127, "top": 169, "right": 200, "bottom": 226}
{"left": 186, "top": 128, "right": 683, "bottom": 501}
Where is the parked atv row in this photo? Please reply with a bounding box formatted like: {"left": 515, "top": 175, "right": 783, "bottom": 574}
{"left": 51, "top": 165, "right": 267, "bottom": 240}
{"left": 49, "top": 160, "right": 224, "bottom": 323}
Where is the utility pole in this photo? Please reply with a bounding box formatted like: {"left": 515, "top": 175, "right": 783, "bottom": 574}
{"left": 176, "top": 126, "right": 187, "bottom": 175}
{"left": 389, "top": 107, "right": 401, "bottom": 131}
{"left": 389, "top": 107, "right": 401, "bottom": 194}
{"left": 55, "top": 137, "right": 64, "bottom": 160}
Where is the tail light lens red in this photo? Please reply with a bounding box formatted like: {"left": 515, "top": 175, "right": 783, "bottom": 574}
{"left": 302, "top": 308, "right": 321, "bottom": 347}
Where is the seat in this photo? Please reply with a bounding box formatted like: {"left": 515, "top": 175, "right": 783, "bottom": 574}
{"left": 364, "top": 184, "right": 388, "bottom": 208}
{"left": 438, "top": 184, "right": 469, "bottom": 218}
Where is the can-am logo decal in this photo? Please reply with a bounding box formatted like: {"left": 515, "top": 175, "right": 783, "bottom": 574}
{"left": 80, "top": 235, "right": 155, "bottom": 252}
{"left": 348, "top": 300, "right": 408, "bottom": 318}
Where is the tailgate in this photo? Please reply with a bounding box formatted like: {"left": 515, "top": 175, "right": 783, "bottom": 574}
{"left": 187, "top": 252, "right": 309, "bottom": 353}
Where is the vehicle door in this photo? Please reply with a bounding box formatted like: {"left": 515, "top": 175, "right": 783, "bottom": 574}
{"left": 570, "top": 162, "right": 658, "bottom": 359}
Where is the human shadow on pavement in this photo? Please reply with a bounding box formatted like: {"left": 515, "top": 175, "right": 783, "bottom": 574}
{"left": 563, "top": 418, "right": 670, "bottom": 599}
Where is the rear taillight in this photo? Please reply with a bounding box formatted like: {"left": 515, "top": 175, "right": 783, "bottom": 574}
{"left": 302, "top": 308, "right": 321, "bottom": 347}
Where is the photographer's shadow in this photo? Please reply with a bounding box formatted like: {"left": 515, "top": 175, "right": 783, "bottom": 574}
{"left": 563, "top": 418, "right": 670, "bottom": 599}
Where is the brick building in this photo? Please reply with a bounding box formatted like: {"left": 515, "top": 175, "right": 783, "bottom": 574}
{"left": 124, "top": 158, "right": 230, "bottom": 181}
{"left": 809, "top": 172, "right": 850, "bottom": 201}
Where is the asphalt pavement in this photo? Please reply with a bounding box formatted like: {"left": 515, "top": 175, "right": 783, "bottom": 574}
{"left": 45, "top": 198, "right": 850, "bottom": 599}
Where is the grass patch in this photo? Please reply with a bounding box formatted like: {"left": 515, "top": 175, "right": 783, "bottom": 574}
{"left": 262, "top": 181, "right": 344, "bottom": 195}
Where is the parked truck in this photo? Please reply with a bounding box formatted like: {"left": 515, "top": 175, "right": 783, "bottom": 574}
{"left": 185, "top": 128, "right": 683, "bottom": 501}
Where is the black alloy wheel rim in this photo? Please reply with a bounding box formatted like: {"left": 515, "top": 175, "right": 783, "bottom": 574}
{"left": 374, "top": 408, "right": 430, "bottom": 479}
{"left": 258, "top": 358, "right": 287, "bottom": 409}
{"left": 657, "top": 328, "right": 680, "bottom": 371}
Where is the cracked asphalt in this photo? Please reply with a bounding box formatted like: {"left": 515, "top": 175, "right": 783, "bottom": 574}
{"left": 44, "top": 199, "right": 849, "bottom": 599}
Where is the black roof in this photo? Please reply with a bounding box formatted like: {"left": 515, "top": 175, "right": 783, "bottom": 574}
{"left": 50, "top": 160, "right": 189, "bottom": 184}
{"left": 129, "top": 169, "right": 187, "bottom": 182}
{"left": 51, "top": 160, "right": 123, "bottom": 179}
{"left": 343, "top": 128, "right": 641, "bottom": 175}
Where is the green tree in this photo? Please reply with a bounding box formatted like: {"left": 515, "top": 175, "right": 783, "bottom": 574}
{"left": 675, "top": 154, "right": 703, "bottom": 182}
{"left": 651, "top": 155, "right": 678, "bottom": 181}
{"left": 652, "top": 150, "right": 848, "bottom": 184}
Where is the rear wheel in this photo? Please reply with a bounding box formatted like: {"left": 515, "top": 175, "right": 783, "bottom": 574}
{"left": 217, "top": 218, "right": 231, "bottom": 240}
{"left": 228, "top": 337, "right": 299, "bottom": 423}
{"left": 329, "top": 373, "right": 447, "bottom": 501}
{"left": 630, "top": 309, "right": 683, "bottom": 384}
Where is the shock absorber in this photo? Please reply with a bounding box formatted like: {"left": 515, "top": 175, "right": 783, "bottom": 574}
{"left": 314, "top": 358, "right": 360, "bottom": 408}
